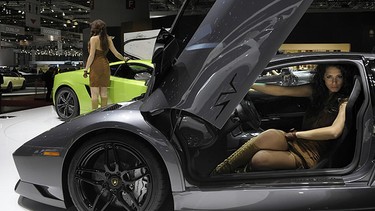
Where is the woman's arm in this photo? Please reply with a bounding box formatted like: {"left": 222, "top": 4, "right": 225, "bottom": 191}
{"left": 251, "top": 83, "right": 312, "bottom": 97}
{"left": 295, "top": 102, "right": 347, "bottom": 141}
{"left": 85, "top": 36, "right": 98, "bottom": 71}
{"left": 83, "top": 36, "right": 98, "bottom": 78}
{"left": 108, "top": 37, "right": 129, "bottom": 62}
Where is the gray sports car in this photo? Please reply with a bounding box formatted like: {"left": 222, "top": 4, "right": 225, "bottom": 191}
{"left": 13, "top": 0, "right": 375, "bottom": 210}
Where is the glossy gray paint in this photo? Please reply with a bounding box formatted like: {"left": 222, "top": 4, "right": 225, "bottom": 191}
{"left": 142, "top": 0, "right": 313, "bottom": 129}
{"left": 13, "top": 0, "right": 375, "bottom": 209}
{"left": 169, "top": 53, "right": 375, "bottom": 210}
{"left": 14, "top": 101, "right": 185, "bottom": 206}
{"left": 173, "top": 186, "right": 375, "bottom": 210}
{"left": 13, "top": 53, "right": 375, "bottom": 210}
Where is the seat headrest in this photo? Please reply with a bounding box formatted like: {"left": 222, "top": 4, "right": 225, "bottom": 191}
{"left": 346, "top": 75, "right": 361, "bottom": 108}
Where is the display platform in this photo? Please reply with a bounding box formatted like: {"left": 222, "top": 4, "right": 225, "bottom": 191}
{"left": 0, "top": 106, "right": 66, "bottom": 211}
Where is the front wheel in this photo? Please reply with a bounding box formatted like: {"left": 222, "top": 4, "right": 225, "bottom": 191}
{"left": 21, "top": 81, "right": 26, "bottom": 89}
{"left": 55, "top": 87, "right": 79, "bottom": 120}
{"left": 68, "top": 133, "right": 170, "bottom": 211}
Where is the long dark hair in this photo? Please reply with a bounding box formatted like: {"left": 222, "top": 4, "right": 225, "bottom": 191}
{"left": 90, "top": 19, "right": 109, "bottom": 53}
{"left": 310, "top": 64, "right": 353, "bottom": 112}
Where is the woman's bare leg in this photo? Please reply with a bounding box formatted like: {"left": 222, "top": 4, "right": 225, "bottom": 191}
{"left": 251, "top": 150, "right": 297, "bottom": 170}
{"left": 90, "top": 87, "right": 99, "bottom": 109}
{"left": 99, "top": 87, "right": 108, "bottom": 107}
{"left": 212, "top": 129, "right": 289, "bottom": 175}
{"left": 252, "top": 129, "right": 288, "bottom": 151}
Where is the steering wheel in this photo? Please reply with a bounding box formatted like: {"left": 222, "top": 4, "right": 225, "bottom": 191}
{"left": 234, "top": 95, "right": 261, "bottom": 130}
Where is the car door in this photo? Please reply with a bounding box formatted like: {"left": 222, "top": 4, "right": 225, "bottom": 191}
{"left": 173, "top": 55, "right": 375, "bottom": 211}
{"left": 141, "top": 0, "right": 314, "bottom": 130}
{"left": 109, "top": 62, "right": 151, "bottom": 103}
{"left": 11, "top": 72, "right": 23, "bottom": 88}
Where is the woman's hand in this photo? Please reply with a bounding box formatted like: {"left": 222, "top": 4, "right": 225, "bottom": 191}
{"left": 124, "top": 56, "right": 130, "bottom": 63}
{"left": 83, "top": 70, "right": 88, "bottom": 78}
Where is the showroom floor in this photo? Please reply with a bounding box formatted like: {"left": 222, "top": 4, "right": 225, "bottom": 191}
{"left": 0, "top": 105, "right": 68, "bottom": 210}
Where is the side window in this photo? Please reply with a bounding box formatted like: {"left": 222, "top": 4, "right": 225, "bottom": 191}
{"left": 256, "top": 65, "right": 315, "bottom": 87}
{"left": 110, "top": 64, "right": 121, "bottom": 76}
{"left": 112, "top": 63, "right": 152, "bottom": 80}
{"left": 112, "top": 64, "right": 135, "bottom": 79}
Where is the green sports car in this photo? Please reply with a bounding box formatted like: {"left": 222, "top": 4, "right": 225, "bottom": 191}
{"left": 53, "top": 60, "right": 153, "bottom": 120}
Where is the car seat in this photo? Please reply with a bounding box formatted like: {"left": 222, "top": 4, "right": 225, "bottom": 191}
{"left": 313, "top": 75, "right": 362, "bottom": 169}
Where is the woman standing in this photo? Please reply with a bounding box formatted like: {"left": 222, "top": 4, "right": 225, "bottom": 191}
{"left": 83, "top": 19, "right": 129, "bottom": 109}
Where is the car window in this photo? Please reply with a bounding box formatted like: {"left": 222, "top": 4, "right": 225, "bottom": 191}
{"left": 2, "top": 72, "right": 12, "bottom": 77}
{"left": 257, "top": 65, "right": 315, "bottom": 86}
{"left": 112, "top": 63, "right": 152, "bottom": 80}
{"left": 369, "top": 59, "right": 375, "bottom": 73}
{"left": 110, "top": 64, "right": 121, "bottom": 76}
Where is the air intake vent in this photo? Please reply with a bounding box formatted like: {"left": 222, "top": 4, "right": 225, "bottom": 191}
{"left": 0, "top": 115, "right": 16, "bottom": 119}
{"left": 103, "top": 104, "right": 122, "bottom": 111}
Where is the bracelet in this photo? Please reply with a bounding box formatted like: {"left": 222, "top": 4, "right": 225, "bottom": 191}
{"left": 291, "top": 131, "right": 297, "bottom": 139}
{"left": 285, "top": 131, "right": 298, "bottom": 141}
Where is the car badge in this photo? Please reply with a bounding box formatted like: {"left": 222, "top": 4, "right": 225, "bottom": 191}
{"left": 111, "top": 178, "right": 119, "bottom": 187}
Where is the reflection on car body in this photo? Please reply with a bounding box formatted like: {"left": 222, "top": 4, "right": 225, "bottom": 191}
{"left": 12, "top": 1, "right": 375, "bottom": 211}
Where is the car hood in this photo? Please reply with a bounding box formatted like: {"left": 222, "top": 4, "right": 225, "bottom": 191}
{"left": 141, "top": 0, "right": 313, "bottom": 129}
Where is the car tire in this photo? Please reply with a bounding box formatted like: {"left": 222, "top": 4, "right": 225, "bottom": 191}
{"left": 21, "top": 81, "right": 26, "bottom": 90}
{"left": 67, "top": 133, "right": 170, "bottom": 211}
{"left": 55, "top": 87, "right": 80, "bottom": 120}
{"left": 6, "top": 82, "right": 13, "bottom": 92}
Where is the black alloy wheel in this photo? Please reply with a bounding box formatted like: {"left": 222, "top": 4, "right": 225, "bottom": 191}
{"left": 55, "top": 87, "right": 79, "bottom": 120}
{"left": 68, "top": 133, "right": 169, "bottom": 211}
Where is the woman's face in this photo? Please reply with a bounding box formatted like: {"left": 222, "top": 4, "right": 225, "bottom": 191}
{"left": 323, "top": 66, "right": 344, "bottom": 93}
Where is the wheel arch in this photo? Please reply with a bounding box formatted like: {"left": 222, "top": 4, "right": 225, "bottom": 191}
{"left": 2, "top": 80, "right": 10, "bottom": 89}
{"left": 61, "top": 127, "right": 180, "bottom": 208}
{"left": 6, "top": 81, "right": 13, "bottom": 92}
{"left": 54, "top": 85, "right": 81, "bottom": 117}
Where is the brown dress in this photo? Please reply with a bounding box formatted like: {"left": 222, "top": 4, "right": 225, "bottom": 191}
{"left": 89, "top": 49, "right": 110, "bottom": 87}
{"left": 288, "top": 95, "right": 347, "bottom": 168}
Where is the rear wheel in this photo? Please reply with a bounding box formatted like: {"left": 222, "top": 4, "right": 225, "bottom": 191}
{"left": 68, "top": 133, "right": 170, "bottom": 211}
{"left": 55, "top": 87, "right": 79, "bottom": 120}
{"left": 6, "top": 82, "right": 13, "bottom": 92}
